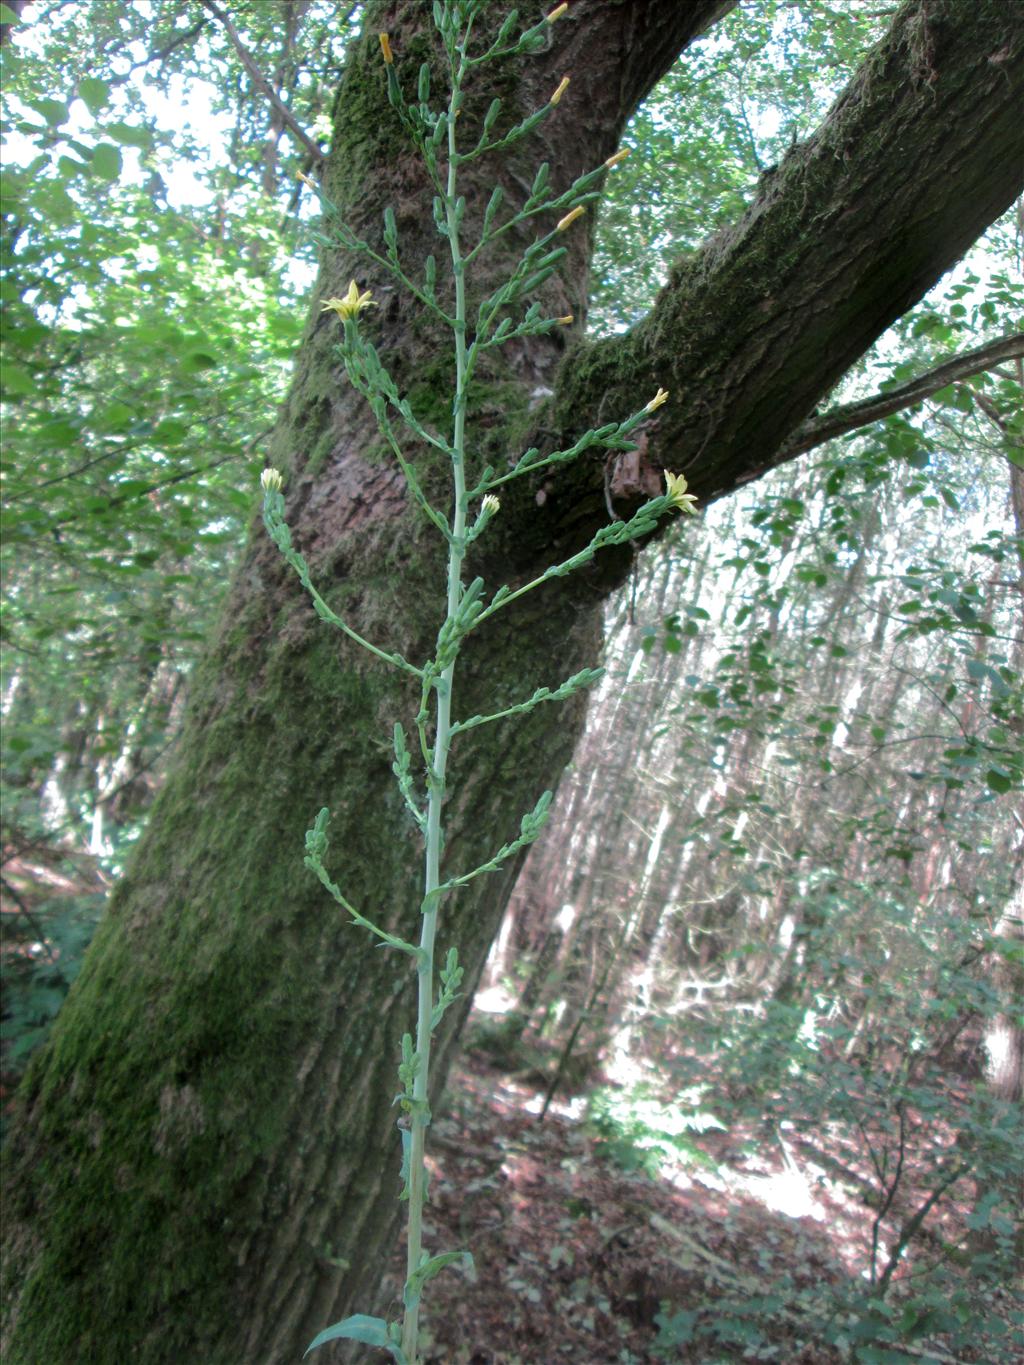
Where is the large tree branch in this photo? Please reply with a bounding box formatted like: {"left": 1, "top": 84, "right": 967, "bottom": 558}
{"left": 500, "top": 1, "right": 740, "bottom": 332}
{"left": 552, "top": 0, "right": 737, "bottom": 139}
{"left": 198, "top": 0, "right": 325, "bottom": 170}
{"left": 779, "top": 332, "right": 1024, "bottom": 460}
{"left": 550, "top": 0, "right": 1024, "bottom": 514}
{"left": 118, "top": 18, "right": 209, "bottom": 82}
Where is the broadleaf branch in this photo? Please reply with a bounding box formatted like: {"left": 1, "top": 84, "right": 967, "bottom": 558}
{"left": 197, "top": 0, "right": 325, "bottom": 170}
{"left": 780, "top": 332, "right": 1024, "bottom": 459}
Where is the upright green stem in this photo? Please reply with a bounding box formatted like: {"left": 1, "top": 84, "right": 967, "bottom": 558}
{"left": 288, "top": 12, "right": 679, "bottom": 1362}
{"left": 400, "top": 63, "right": 469, "bottom": 1365}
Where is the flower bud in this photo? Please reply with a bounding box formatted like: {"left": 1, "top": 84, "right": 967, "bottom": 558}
{"left": 550, "top": 76, "right": 570, "bottom": 106}
{"left": 556, "top": 205, "right": 585, "bottom": 232}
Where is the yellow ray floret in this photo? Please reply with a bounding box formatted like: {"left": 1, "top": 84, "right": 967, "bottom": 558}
{"left": 321, "top": 281, "right": 376, "bottom": 320}
{"left": 665, "top": 472, "right": 698, "bottom": 515}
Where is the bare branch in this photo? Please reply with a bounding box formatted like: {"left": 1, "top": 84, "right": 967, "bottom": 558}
{"left": 779, "top": 332, "right": 1024, "bottom": 459}
{"left": 120, "top": 17, "right": 208, "bottom": 79}
{"left": 197, "top": 0, "right": 325, "bottom": 171}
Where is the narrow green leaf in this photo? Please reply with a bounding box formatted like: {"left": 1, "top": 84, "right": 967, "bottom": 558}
{"left": 305, "top": 1314, "right": 406, "bottom": 1361}
{"left": 403, "top": 1250, "right": 473, "bottom": 1311}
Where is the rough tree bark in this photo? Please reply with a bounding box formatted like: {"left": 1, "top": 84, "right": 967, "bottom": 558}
{"left": 3, "top": 2, "right": 1023, "bottom": 1362}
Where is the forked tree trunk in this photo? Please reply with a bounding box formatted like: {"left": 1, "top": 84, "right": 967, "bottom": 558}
{"left": 3, "top": 2, "right": 1022, "bottom": 1362}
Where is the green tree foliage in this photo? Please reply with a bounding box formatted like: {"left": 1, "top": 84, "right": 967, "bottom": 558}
{"left": 591, "top": 0, "right": 894, "bottom": 330}
{"left": 495, "top": 332, "right": 1023, "bottom": 1356}
{"left": 1, "top": 2, "right": 366, "bottom": 864}
{"left": 0, "top": 3, "right": 331, "bottom": 1088}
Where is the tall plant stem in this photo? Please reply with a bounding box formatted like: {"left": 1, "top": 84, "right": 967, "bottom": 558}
{"left": 400, "top": 63, "right": 469, "bottom": 1365}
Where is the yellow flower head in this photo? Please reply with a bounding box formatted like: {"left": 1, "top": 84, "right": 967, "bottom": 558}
{"left": 547, "top": 3, "right": 569, "bottom": 21}
{"left": 645, "top": 387, "right": 669, "bottom": 413}
{"left": 379, "top": 33, "right": 394, "bottom": 65}
{"left": 482, "top": 495, "right": 501, "bottom": 515}
{"left": 260, "top": 468, "right": 283, "bottom": 492}
{"left": 664, "top": 471, "right": 698, "bottom": 515}
{"left": 605, "top": 149, "right": 629, "bottom": 169}
{"left": 321, "top": 281, "right": 376, "bottom": 321}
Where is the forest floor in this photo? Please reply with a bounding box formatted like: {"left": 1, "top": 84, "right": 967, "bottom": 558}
{"left": 2, "top": 847, "right": 1018, "bottom": 1363}
{"left": 380, "top": 1040, "right": 1021, "bottom": 1365}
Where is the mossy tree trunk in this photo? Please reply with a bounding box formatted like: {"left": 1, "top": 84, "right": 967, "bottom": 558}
{"left": 3, "top": 2, "right": 1023, "bottom": 1362}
